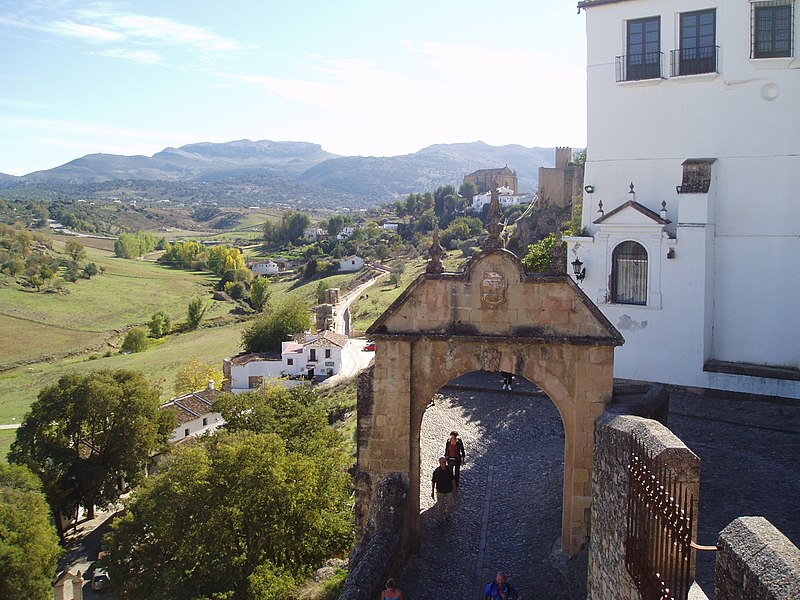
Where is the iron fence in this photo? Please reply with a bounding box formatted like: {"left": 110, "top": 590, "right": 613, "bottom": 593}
{"left": 625, "top": 436, "right": 701, "bottom": 600}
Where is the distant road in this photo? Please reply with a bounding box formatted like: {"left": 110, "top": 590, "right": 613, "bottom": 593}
{"left": 0, "top": 423, "right": 20, "bottom": 430}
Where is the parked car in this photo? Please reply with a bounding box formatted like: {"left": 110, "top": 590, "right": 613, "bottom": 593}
{"left": 363, "top": 341, "right": 376, "bottom": 351}
{"left": 92, "top": 568, "right": 110, "bottom": 592}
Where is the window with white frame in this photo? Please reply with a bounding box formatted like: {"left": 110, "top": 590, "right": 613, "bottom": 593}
{"left": 751, "top": 1, "right": 794, "bottom": 58}
{"left": 612, "top": 241, "right": 648, "bottom": 305}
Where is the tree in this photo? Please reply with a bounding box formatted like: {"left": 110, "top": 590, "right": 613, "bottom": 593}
{"left": 174, "top": 357, "right": 225, "bottom": 395}
{"left": 106, "top": 428, "right": 351, "bottom": 600}
{"left": 522, "top": 232, "right": 563, "bottom": 274}
{"left": 0, "top": 463, "right": 62, "bottom": 600}
{"left": 283, "top": 211, "right": 311, "bottom": 244}
{"left": 147, "top": 311, "right": 172, "bottom": 338}
{"left": 459, "top": 181, "right": 478, "bottom": 204}
{"left": 10, "top": 370, "right": 175, "bottom": 529}
{"left": 64, "top": 239, "right": 87, "bottom": 262}
{"left": 250, "top": 276, "right": 271, "bottom": 312}
{"left": 327, "top": 214, "right": 352, "bottom": 238}
{"left": 82, "top": 262, "right": 99, "bottom": 278}
{"left": 121, "top": 328, "right": 148, "bottom": 353}
{"left": 241, "top": 297, "right": 311, "bottom": 353}
{"left": 389, "top": 262, "right": 405, "bottom": 287}
{"left": 187, "top": 297, "right": 207, "bottom": 330}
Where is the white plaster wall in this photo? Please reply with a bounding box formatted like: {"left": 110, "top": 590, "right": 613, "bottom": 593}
{"left": 579, "top": 0, "right": 800, "bottom": 398}
{"left": 169, "top": 413, "right": 223, "bottom": 443}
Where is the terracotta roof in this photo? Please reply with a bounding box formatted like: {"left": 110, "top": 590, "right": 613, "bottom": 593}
{"left": 305, "top": 330, "right": 348, "bottom": 348}
{"left": 160, "top": 388, "right": 218, "bottom": 425}
{"left": 229, "top": 352, "right": 280, "bottom": 366}
{"left": 282, "top": 343, "right": 304, "bottom": 355}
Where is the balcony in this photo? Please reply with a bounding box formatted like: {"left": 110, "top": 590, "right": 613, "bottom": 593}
{"left": 616, "top": 52, "right": 664, "bottom": 82}
{"left": 670, "top": 46, "right": 719, "bottom": 76}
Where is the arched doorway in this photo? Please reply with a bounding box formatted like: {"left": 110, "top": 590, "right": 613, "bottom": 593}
{"left": 399, "top": 371, "right": 566, "bottom": 598}
{"left": 357, "top": 246, "right": 623, "bottom": 558}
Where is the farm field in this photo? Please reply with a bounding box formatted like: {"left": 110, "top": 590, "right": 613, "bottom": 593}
{"left": 0, "top": 242, "right": 224, "bottom": 369}
{"left": 0, "top": 429, "right": 15, "bottom": 463}
{"left": 0, "top": 320, "right": 247, "bottom": 425}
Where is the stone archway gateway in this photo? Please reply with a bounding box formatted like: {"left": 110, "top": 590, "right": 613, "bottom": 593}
{"left": 356, "top": 190, "right": 623, "bottom": 558}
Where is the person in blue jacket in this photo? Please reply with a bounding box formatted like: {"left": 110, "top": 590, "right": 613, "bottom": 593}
{"left": 484, "top": 570, "right": 518, "bottom": 600}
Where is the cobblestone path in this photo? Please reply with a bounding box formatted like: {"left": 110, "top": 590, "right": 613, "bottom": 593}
{"left": 396, "top": 372, "right": 568, "bottom": 600}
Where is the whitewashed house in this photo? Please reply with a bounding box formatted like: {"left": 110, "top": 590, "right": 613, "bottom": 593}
{"left": 249, "top": 260, "right": 279, "bottom": 276}
{"left": 337, "top": 226, "right": 359, "bottom": 240}
{"left": 339, "top": 255, "right": 365, "bottom": 272}
{"left": 160, "top": 384, "right": 224, "bottom": 443}
{"left": 303, "top": 227, "right": 326, "bottom": 241}
{"left": 567, "top": 0, "right": 799, "bottom": 399}
{"left": 469, "top": 186, "right": 533, "bottom": 212}
{"left": 224, "top": 331, "right": 349, "bottom": 393}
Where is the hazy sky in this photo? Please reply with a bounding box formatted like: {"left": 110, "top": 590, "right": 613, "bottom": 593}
{"left": 0, "top": 1, "right": 588, "bottom": 175}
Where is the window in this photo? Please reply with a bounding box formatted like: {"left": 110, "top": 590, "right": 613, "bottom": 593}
{"left": 325, "top": 349, "right": 331, "bottom": 359}
{"left": 287, "top": 358, "right": 293, "bottom": 366}
{"left": 309, "top": 349, "right": 317, "bottom": 362}
{"left": 248, "top": 375, "right": 263, "bottom": 389}
{"left": 612, "top": 241, "right": 648, "bottom": 305}
{"left": 625, "top": 16, "right": 661, "bottom": 80}
{"left": 202, "top": 417, "right": 208, "bottom": 427}
{"left": 677, "top": 9, "right": 717, "bottom": 75}
{"left": 184, "top": 428, "right": 190, "bottom": 437}
{"left": 752, "top": 2, "right": 794, "bottom": 58}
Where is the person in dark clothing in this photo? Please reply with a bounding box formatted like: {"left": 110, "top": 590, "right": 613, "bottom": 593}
{"left": 430, "top": 457, "right": 456, "bottom": 521}
{"left": 484, "top": 570, "right": 518, "bottom": 600}
{"left": 501, "top": 371, "right": 513, "bottom": 391}
{"left": 444, "top": 430, "right": 466, "bottom": 491}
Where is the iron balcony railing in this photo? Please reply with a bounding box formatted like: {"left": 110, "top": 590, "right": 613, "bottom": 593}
{"left": 616, "top": 52, "right": 664, "bottom": 82}
{"left": 670, "top": 46, "right": 719, "bottom": 76}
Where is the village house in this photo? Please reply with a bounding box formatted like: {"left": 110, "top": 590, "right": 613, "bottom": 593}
{"left": 224, "top": 330, "right": 350, "bottom": 393}
{"left": 159, "top": 383, "right": 223, "bottom": 443}
{"left": 469, "top": 186, "right": 535, "bottom": 212}
{"left": 568, "top": 0, "right": 799, "bottom": 399}
{"left": 248, "top": 259, "right": 279, "bottom": 276}
{"left": 336, "top": 225, "right": 359, "bottom": 240}
{"left": 338, "top": 255, "right": 365, "bottom": 272}
{"left": 303, "top": 226, "right": 326, "bottom": 241}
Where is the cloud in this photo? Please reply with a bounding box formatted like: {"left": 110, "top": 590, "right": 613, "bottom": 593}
{"left": 93, "top": 48, "right": 163, "bottom": 65}
{"left": 45, "top": 19, "right": 125, "bottom": 43}
{"left": 106, "top": 14, "right": 242, "bottom": 52}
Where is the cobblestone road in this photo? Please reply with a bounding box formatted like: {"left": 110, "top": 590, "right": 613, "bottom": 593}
{"left": 392, "top": 373, "right": 800, "bottom": 600}
{"left": 396, "top": 372, "right": 568, "bottom": 600}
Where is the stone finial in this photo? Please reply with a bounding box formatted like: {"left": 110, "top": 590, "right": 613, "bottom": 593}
{"left": 484, "top": 183, "right": 505, "bottom": 250}
{"left": 426, "top": 226, "right": 446, "bottom": 274}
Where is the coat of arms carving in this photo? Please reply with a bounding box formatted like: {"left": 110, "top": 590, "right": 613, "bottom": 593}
{"left": 480, "top": 271, "right": 507, "bottom": 308}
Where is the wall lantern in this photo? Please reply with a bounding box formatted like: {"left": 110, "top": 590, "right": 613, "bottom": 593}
{"left": 571, "top": 257, "right": 586, "bottom": 283}
{"left": 584, "top": 185, "right": 595, "bottom": 194}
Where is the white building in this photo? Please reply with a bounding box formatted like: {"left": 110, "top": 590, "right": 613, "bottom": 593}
{"left": 339, "top": 255, "right": 365, "bottom": 272}
{"left": 249, "top": 260, "right": 279, "bottom": 276}
{"left": 470, "top": 186, "right": 534, "bottom": 211}
{"left": 568, "top": 0, "right": 799, "bottom": 399}
{"left": 160, "top": 385, "right": 224, "bottom": 443}
{"left": 224, "top": 331, "right": 349, "bottom": 393}
{"left": 337, "top": 226, "right": 359, "bottom": 240}
{"left": 303, "top": 227, "right": 326, "bottom": 241}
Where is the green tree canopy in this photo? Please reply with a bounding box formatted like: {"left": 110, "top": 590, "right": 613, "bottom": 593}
{"left": 121, "top": 327, "right": 148, "bottom": 353}
{"left": 250, "top": 276, "right": 271, "bottom": 312}
{"left": 64, "top": 239, "right": 87, "bottom": 262}
{"left": 10, "top": 370, "right": 175, "bottom": 529}
{"left": 241, "top": 297, "right": 311, "bottom": 353}
{"left": 0, "top": 463, "right": 62, "bottom": 600}
{"left": 107, "top": 429, "right": 352, "bottom": 600}
{"left": 147, "top": 311, "right": 172, "bottom": 338}
{"left": 174, "top": 357, "right": 224, "bottom": 395}
{"left": 327, "top": 214, "right": 352, "bottom": 238}
{"left": 187, "top": 297, "right": 207, "bottom": 330}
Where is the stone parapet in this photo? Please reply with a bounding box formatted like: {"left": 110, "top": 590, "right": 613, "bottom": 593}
{"left": 716, "top": 517, "right": 800, "bottom": 600}
{"left": 588, "top": 412, "right": 700, "bottom": 600}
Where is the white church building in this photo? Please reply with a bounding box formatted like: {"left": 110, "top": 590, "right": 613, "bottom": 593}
{"left": 569, "top": 0, "right": 799, "bottom": 399}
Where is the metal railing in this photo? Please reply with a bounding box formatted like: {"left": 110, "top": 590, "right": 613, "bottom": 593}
{"left": 625, "top": 436, "right": 714, "bottom": 600}
{"left": 616, "top": 52, "right": 664, "bottom": 82}
{"left": 670, "top": 46, "right": 719, "bottom": 76}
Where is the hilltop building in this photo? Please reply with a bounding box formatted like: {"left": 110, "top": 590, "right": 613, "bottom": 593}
{"left": 160, "top": 384, "right": 223, "bottom": 443}
{"left": 464, "top": 165, "right": 518, "bottom": 194}
{"left": 567, "top": 0, "right": 799, "bottom": 399}
{"left": 538, "top": 147, "right": 584, "bottom": 208}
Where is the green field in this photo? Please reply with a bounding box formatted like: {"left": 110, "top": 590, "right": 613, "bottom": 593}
{"left": 0, "top": 429, "right": 15, "bottom": 463}
{"left": 0, "top": 320, "right": 247, "bottom": 424}
{"left": 0, "top": 243, "right": 226, "bottom": 369}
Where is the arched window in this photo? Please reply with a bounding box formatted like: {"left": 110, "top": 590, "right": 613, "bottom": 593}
{"left": 612, "top": 241, "right": 648, "bottom": 305}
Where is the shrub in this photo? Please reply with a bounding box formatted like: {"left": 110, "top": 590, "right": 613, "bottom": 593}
{"left": 121, "top": 328, "right": 148, "bottom": 353}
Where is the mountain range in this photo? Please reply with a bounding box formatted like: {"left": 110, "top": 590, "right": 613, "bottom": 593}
{"left": 0, "top": 140, "right": 558, "bottom": 209}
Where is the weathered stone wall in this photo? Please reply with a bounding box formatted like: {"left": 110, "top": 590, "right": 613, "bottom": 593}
{"left": 716, "top": 517, "right": 800, "bottom": 600}
{"left": 339, "top": 472, "right": 408, "bottom": 600}
{"left": 588, "top": 409, "right": 700, "bottom": 600}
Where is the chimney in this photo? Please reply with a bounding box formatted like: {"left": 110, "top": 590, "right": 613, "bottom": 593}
{"left": 208, "top": 380, "right": 215, "bottom": 390}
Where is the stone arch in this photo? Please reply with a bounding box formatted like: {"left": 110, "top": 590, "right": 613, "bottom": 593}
{"left": 357, "top": 248, "right": 623, "bottom": 558}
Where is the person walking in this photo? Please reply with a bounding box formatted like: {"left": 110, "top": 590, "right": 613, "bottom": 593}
{"left": 381, "top": 577, "right": 405, "bottom": 600}
{"left": 484, "top": 570, "right": 518, "bottom": 600}
{"left": 443, "top": 430, "right": 466, "bottom": 491}
{"left": 430, "top": 456, "right": 456, "bottom": 522}
{"left": 501, "top": 371, "right": 514, "bottom": 391}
